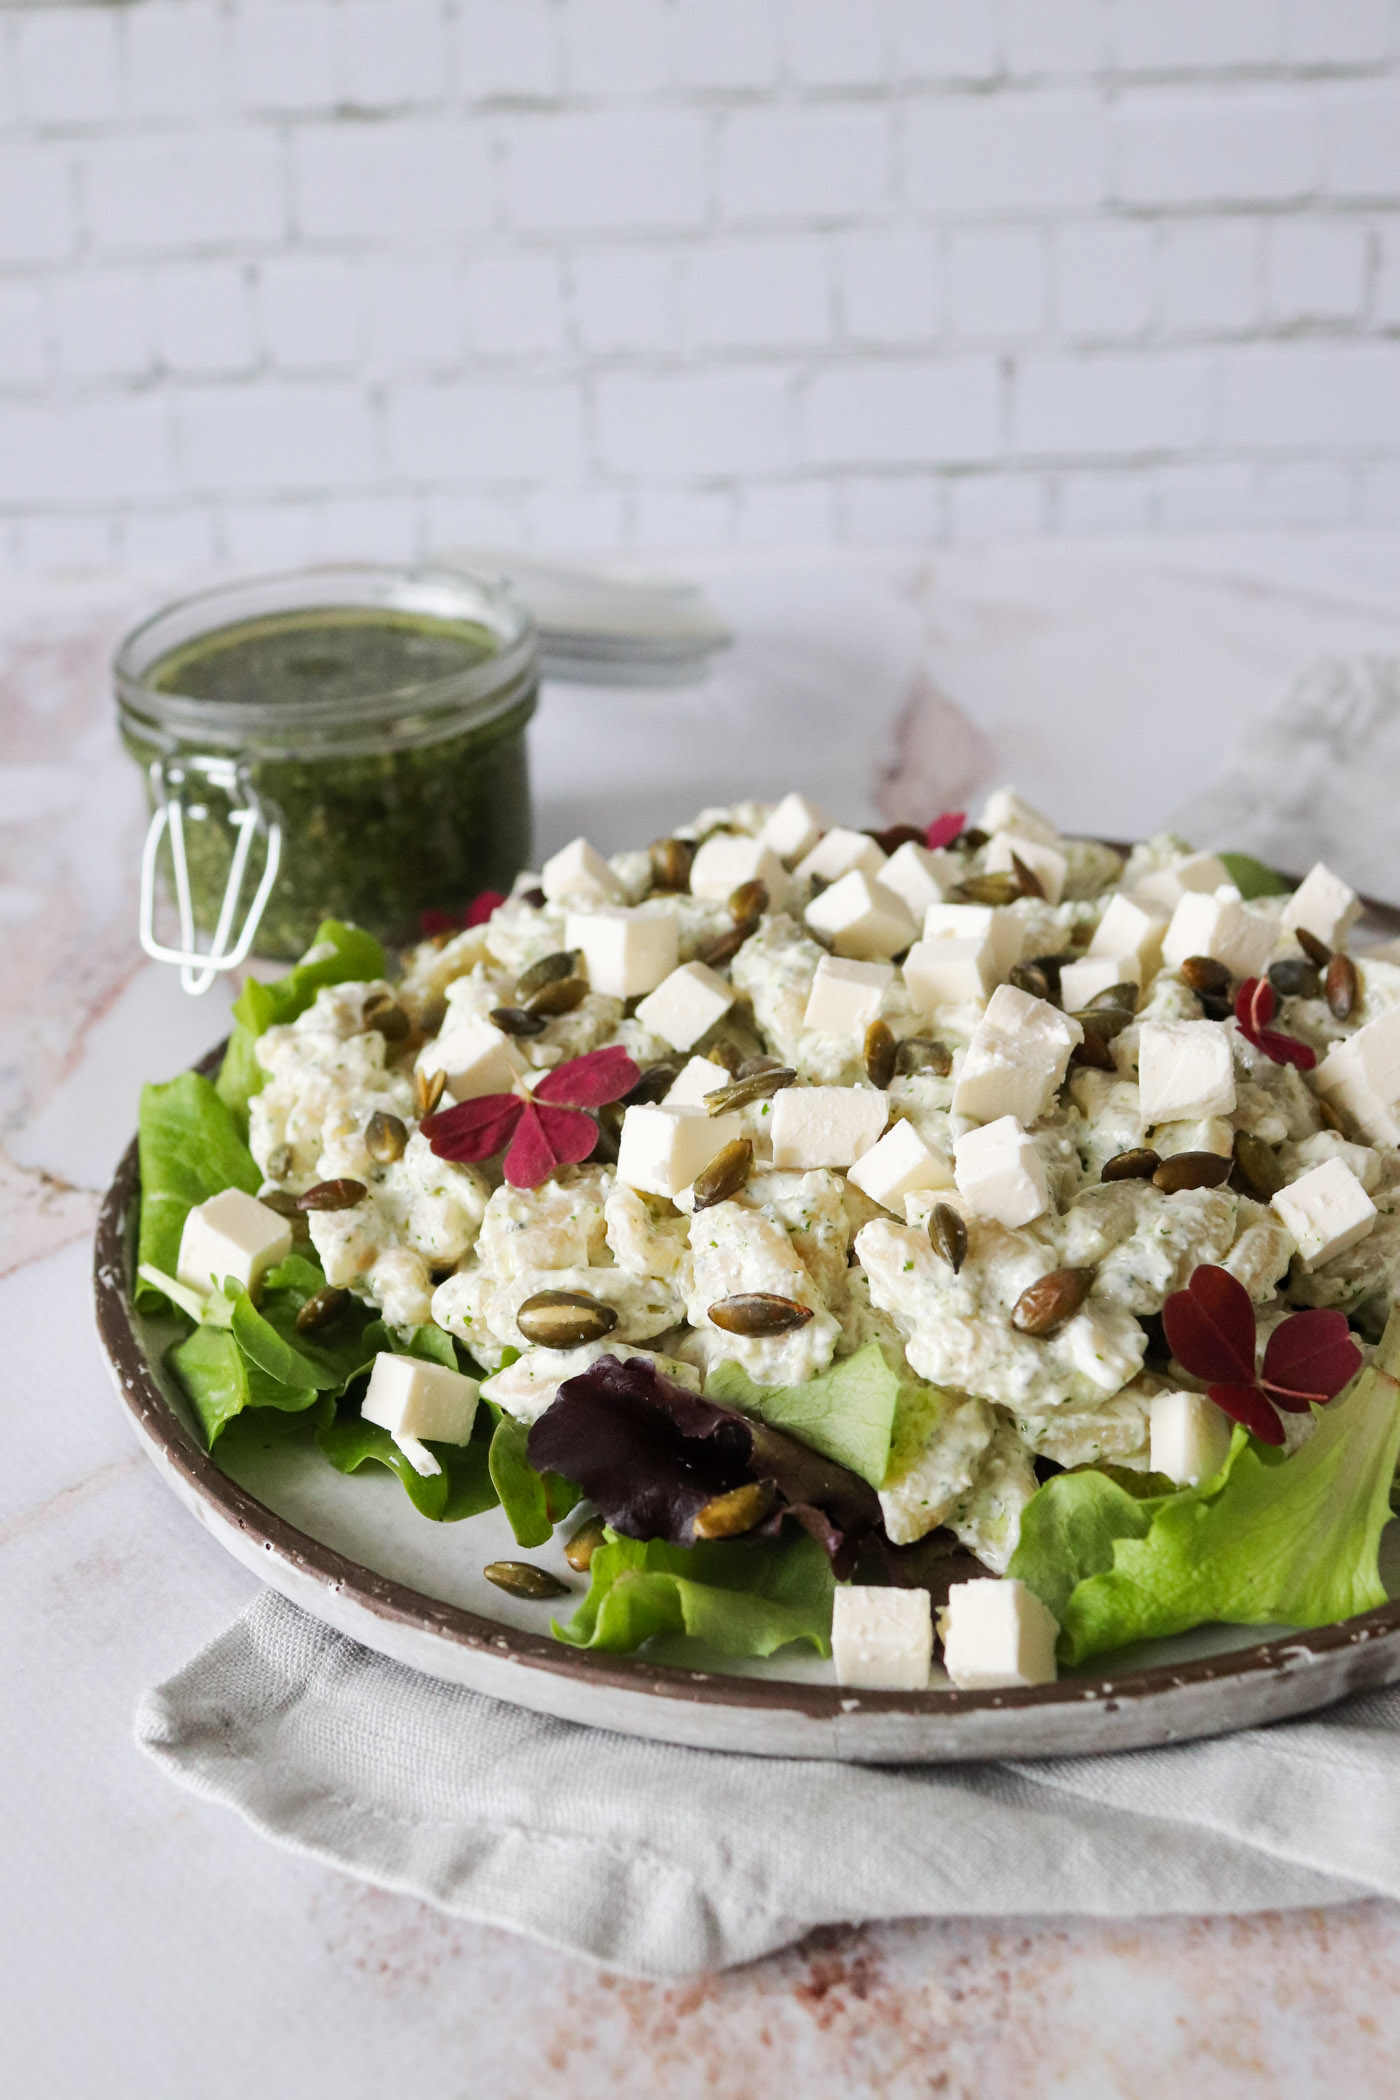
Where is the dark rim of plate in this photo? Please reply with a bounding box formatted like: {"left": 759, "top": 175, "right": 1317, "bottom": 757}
{"left": 91, "top": 867, "right": 1400, "bottom": 1721}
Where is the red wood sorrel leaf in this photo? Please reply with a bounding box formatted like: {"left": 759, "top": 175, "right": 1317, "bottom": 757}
{"left": 503, "top": 1100, "right": 600, "bottom": 1187}
{"left": 465, "top": 890, "right": 507, "bottom": 928}
{"left": 533, "top": 1044, "right": 639, "bottom": 1110}
{"left": 418, "top": 907, "right": 460, "bottom": 939}
{"left": 1261, "top": 1309, "right": 1362, "bottom": 1409}
{"left": 1162, "top": 1264, "right": 1259, "bottom": 1385}
{"left": 926, "top": 811, "right": 966, "bottom": 852}
{"left": 423, "top": 1093, "right": 523, "bottom": 1162}
{"left": 1208, "top": 1381, "right": 1286, "bottom": 1446}
{"left": 1234, "top": 977, "right": 1317, "bottom": 1071}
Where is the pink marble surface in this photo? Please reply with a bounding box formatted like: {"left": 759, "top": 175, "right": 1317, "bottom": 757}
{"left": 8, "top": 539, "right": 1400, "bottom": 2098}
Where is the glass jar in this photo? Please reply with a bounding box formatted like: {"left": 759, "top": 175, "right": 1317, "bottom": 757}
{"left": 115, "top": 564, "right": 538, "bottom": 970}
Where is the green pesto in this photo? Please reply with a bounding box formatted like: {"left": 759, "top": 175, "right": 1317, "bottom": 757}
{"left": 125, "top": 607, "right": 536, "bottom": 959}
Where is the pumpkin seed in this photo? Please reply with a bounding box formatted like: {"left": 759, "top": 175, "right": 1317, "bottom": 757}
{"left": 295, "top": 1284, "right": 350, "bottom": 1333}
{"left": 628, "top": 1060, "right": 683, "bottom": 1105}
{"left": 483, "top": 1561, "right": 571, "bottom": 1601}
{"left": 363, "top": 991, "right": 410, "bottom": 1041}
{"left": 258, "top": 1188, "right": 311, "bottom": 1241}
{"left": 521, "top": 885, "right": 547, "bottom": 910}
{"left": 737, "top": 1054, "right": 785, "bottom": 1079}
{"left": 1295, "top": 927, "right": 1332, "bottom": 969}
{"left": 296, "top": 1177, "right": 367, "bottom": 1212}
{"left": 1011, "top": 1267, "right": 1095, "bottom": 1337}
{"left": 1101, "top": 1147, "right": 1161, "bottom": 1183}
{"left": 1326, "top": 952, "right": 1359, "bottom": 1021}
{"left": 729, "top": 878, "right": 769, "bottom": 924}
{"left": 1152, "top": 1150, "right": 1232, "bottom": 1193}
{"left": 692, "top": 1137, "right": 754, "bottom": 1210}
{"left": 1269, "top": 957, "right": 1322, "bottom": 1000}
{"left": 693, "top": 1480, "right": 776, "bottom": 1541}
{"left": 1071, "top": 1029, "right": 1116, "bottom": 1071}
{"left": 526, "top": 974, "right": 589, "bottom": 1017}
{"left": 894, "top": 1036, "right": 952, "bottom": 1077}
{"left": 864, "top": 1019, "right": 897, "bottom": 1089}
{"left": 364, "top": 1110, "right": 408, "bottom": 1164}
{"left": 708, "top": 1293, "right": 814, "bottom": 1336}
{"left": 1029, "top": 953, "right": 1072, "bottom": 998}
{"left": 490, "top": 1005, "right": 548, "bottom": 1037}
{"left": 1233, "top": 1129, "right": 1285, "bottom": 1201}
{"left": 704, "top": 1066, "right": 797, "bottom": 1115}
{"left": 516, "top": 1290, "right": 619, "bottom": 1349}
{"left": 1010, "top": 850, "right": 1045, "bottom": 900}
{"left": 1074, "top": 1004, "right": 1132, "bottom": 1041}
{"left": 265, "top": 1142, "right": 293, "bottom": 1181}
{"left": 948, "top": 872, "right": 1022, "bottom": 907}
{"left": 563, "top": 1516, "right": 607, "bottom": 1573}
{"left": 414, "top": 1066, "right": 447, "bottom": 1118}
{"left": 869, "top": 822, "right": 926, "bottom": 855}
{"left": 954, "top": 827, "right": 989, "bottom": 852}
{"left": 1317, "top": 1096, "right": 1345, "bottom": 1133}
{"left": 697, "top": 923, "right": 753, "bottom": 968}
{"left": 1179, "top": 955, "right": 1232, "bottom": 996}
{"left": 930, "top": 1202, "right": 967, "bottom": 1274}
{"left": 1199, "top": 992, "right": 1233, "bottom": 1022}
{"left": 649, "top": 836, "right": 694, "bottom": 893}
{"left": 1087, "top": 983, "right": 1139, "bottom": 1013}
{"left": 1008, "top": 960, "right": 1050, "bottom": 1002}
{"left": 515, "top": 950, "right": 578, "bottom": 1001}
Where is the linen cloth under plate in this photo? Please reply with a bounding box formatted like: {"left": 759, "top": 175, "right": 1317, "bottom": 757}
{"left": 138, "top": 1589, "right": 1400, "bottom": 1980}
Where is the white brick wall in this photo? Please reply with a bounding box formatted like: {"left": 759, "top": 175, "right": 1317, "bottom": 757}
{"left": 0, "top": 0, "right": 1398, "bottom": 568}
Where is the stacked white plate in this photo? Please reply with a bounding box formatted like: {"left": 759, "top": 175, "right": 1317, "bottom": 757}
{"left": 438, "top": 551, "right": 731, "bottom": 687}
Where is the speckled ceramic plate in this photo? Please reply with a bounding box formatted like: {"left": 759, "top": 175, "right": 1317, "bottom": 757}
{"left": 94, "top": 889, "right": 1400, "bottom": 1762}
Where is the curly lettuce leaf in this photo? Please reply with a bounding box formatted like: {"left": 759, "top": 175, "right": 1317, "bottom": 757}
{"left": 136, "top": 1072, "right": 261, "bottom": 1310}
{"left": 1218, "top": 851, "right": 1291, "bottom": 900}
{"left": 704, "top": 1341, "right": 903, "bottom": 1490}
{"left": 216, "top": 918, "right": 386, "bottom": 1124}
{"left": 1011, "top": 1316, "right": 1400, "bottom": 1664}
{"left": 554, "top": 1529, "right": 834, "bottom": 1658}
{"left": 486, "top": 1405, "right": 580, "bottom": 1548}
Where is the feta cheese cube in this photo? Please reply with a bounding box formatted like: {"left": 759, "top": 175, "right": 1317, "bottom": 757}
{"left": 978, "top": 787, "right": 1059, "bottom": 848}
{"left": 1058, "top": 954, "right": 1141, "bottom": 1012}
{"left": 1155, "top": 1115, "right": 1235, "bottom": 1159}
{"left": 635, "top": 960, "right": 735, "bottom": 1051}
{"left": 176, "top": 1187, "right": 293, "bottom": 1300}
{"left": 805, "top": 870, "right": 916, "bottom": 961}
{"left": 794, "top": 825, "right": 886, "bottom": 889}
{"left": 617, "top": 1103, "right": 744, "bottom": 1198}
{"left": 954, "top": 1116, "right": 1050, "bottom": 1227}
{"left": 847, "top": 1117, "right": 954, "bottom": 1211}
{"left": 937, "top": 1577, "right": 1059, "bottom": 1690}
{"left": 923, "top": 901, "right": 1023, "bottom": 977}
{"left": 903, "top": 933, "right": 997, "bottom": 1012}
{"left": 982, "top": 830, "right": 1068, "bottom": 906}
{"left": 361, "top": 1351, "right": 481, "bottom": 1451}
{"left": 1137, "top": 1020, "right": 1237, "bottom": 1124}
{"left": 428, "top": 1014, "right": 530, "bottom": 1103}
{"left": 1150, "top": 1388, "right": 1233, "bottom": 1486}
{"left": 1088, "top": 892, "right": 1168, "bottom": 980}
{"left": 759, "top": 791, "right": 830, "bottom": 866}
{"left": 831, "top": 1585, "right": 932, "bottom": 1691}
{"left": 689, "top": 832, "right": 789, "bottom": 909}
{"left": 565, "top": 905, "right": 679, "bottom": 999}
{"left": 664, "top": 1054, "right": 733, "bottom": 1107}
{"left": 1161, "top": 889, "right": 1276, "bottom": 982}
{"left": 1282, "top": 861, "right": 1361, "bottom": 951}
{"left": 541, "top": 835, "right": 626, "bottom": 906}
{"left": 802, "top": 954, "right": 894, "bottom": 1039}
{"left": 951, "top": 984, "right": 1083, "bottom": 1125}
{"left": 878, "top": 839, "right": 958, "bottom": 921}
{"left": 769, "top": 1085, "right": 888, "bottom": 1170}
{"left": 1315, "top": 1009, "right": 1400, "bottom": 1145}
{"left": 1135, "top": 849, "right": 1234, "bottom": 911}
{"left": 1271, "top": 1156, "right": 1378, "bottom": 1272}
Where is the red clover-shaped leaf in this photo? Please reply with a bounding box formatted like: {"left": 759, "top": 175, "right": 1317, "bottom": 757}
{"left": 1208, "top": 1381, "right": 1286, "bottom": 1446}
{"left": 533, "top": 1044, "right": 639, "bottom": 1109}
{"left": 503, "top": 1100, "right": 599, "bottom": 1187}
{"left": 925, "top": 811, "right": 966, "bottom": 852}
{"left": 1261, "top": 1309, "right": 1362, "bottom": 1410}
{"left": 465, "top": 889, "right": 507, "bottom": 928}
{"left": 423, "top": 1093, "right": 523, "bottom": 1162}
{"left": 1234, "top": 977, "right": 1318, "bottom": 1072}
{"left": 1162, "top": 1264, "right": 1258, "bottom": 1386}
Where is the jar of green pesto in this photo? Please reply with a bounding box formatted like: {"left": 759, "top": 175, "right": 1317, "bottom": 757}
{"left": 115, "top": 564, "right": 537, "bottom": 982}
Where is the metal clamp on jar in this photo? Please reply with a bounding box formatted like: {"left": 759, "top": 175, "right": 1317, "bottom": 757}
{"left": 115, "top": 564, "right": 539, "bottom": 990}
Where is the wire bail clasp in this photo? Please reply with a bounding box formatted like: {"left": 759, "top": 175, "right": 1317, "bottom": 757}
{"left": 138, "top": 756, "right": 283, "bottom": 996}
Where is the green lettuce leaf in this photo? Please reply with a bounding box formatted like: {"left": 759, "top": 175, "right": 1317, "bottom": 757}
{"left": 170, "top": 1319, "right": 326, "bottom": 1447}
{"left": 216, "top": 918, "right": 386, "bottom": 1124}
{"left": 554, "top": 1529, "right": 834, "bottom": 1658}
{"left": 316, "top": 1406, "right": 498, "bottom": 1523}
{"left": 485, "top": 1405, "right": 580, "bottom": 1548}
{"left": 1010, "top": 1317, "right": 1400, "bottom": 1664}
{"left": 1218, "top": 851, "right": 1292, "bottom": 900}
{"left": 705, "top": 1341, "right": 904, "bottom": 1489}
{"left": 136, "top": 1072, "right": 261, "bottom": 1309}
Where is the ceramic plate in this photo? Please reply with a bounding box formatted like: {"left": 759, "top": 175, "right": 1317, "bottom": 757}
{"left": 93, "top": 888, "right": 1400, "bottom": 1762}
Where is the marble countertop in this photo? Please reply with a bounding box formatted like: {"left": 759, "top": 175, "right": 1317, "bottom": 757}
{"left": 8, "top": 536, "right": 1400, "bottom": 2099}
